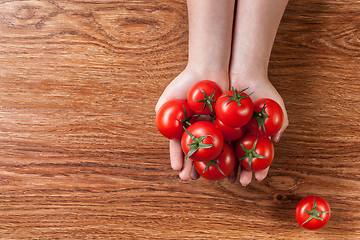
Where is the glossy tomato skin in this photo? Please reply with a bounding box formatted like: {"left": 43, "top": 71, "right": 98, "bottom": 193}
{"left": 214, "top": 117, "right": 246, "bottom": 142}
{"left": 189, "top": 114, "right": 214, "bottom": 124}
{"left": 295, "top": 196, "right": 331, "bottom": 230}
{"left": 187, "top": 80, "right": 223, "bottom": 115}
{"left": 247, "top": 98, "right": 284, "bottom": 138}
{"left": 194, "top": 143, "right": 236, "bottom": 180}
{"left": 235, "top": 133, "right": 274, "bottom": 171}
{"left": 181, "top": 121, "right": 224, "bottom": 161}
{"left": 215, "top": 90, "right": 254, "bottom": 128}
{"left": 156, "top": 99, "right": 193, "bottom": 139}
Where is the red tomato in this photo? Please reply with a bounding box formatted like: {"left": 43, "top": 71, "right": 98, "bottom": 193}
{"left": 189, "top": 114, "right": 214, "bottom": 125}
{"left": 187, "top": 80, "right": 223, "bottom": 115}
{"left": 295, "top": 196, "right": 331, "bottom": 230}
{"left": 215, "top": 88, "right": 254, "bottom": 128}
{"left": 194, "top": 143, "right": 236, "bottom": 180}
{"left": 214, "top": 117, "right": 246, "bottom": 142}
{"left": 247, "top": 98, "right": 284, "bottom": 138}
{"left": 235, "top": 133, "right": 274, "bottom": 171}
{"left": 156, "top": 99, "right": 193, "bottom": 139}
{"left": 181, "top": 121, "right": 224, "bottom": 161}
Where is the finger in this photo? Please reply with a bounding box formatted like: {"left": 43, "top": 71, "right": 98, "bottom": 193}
{"left": 155, "top": 83, "right": 175, "bottom": 113}
{"left": 191, "top": 164, "right": 200, "bottom": 180}
{"left": 272, "top": 100, "right": 289, "bottom": 142}
{"left": 155, "top": 73, "right": 188, "bottom": 112}
{"left": 272, "top": 116, "right": 289, "bottom": 142}
{"left": 239, "top": 167, "right": 252, "bottom": 187}
{"left": 155, "top": 94, "right": 168, "bottom": 113}
{"left": 169, "top": 140, "right": 183, "bottom": 171}
{"left": 228, "top": 160, "right": 239, "bottom": 183}
{"left": 254, "top": 166, "right": 270, "bottom": 182}
{"left": 179, "top": 157, "right": 193, "bottom": 181}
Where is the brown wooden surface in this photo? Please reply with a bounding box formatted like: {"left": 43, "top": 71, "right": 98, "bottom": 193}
{"left": 1, "top": 0, "right": 359, "bottom": 239}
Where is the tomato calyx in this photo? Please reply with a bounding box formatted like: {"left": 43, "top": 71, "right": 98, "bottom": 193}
{"left": 180, "top": 105, "right": 192, "bottom": 128}
{"left": 224, "top": 87, "right": 253, "bottom": 107}
{"left": 196, "top": 88, "right": 217, "bottom": 113}
{"left": 252, "top": 102, "right": 269, "bottom": 133}
{"left": 238, "top": 138, "right": 266, "bottom": 170}
{"left": 202, "top": 150, "right": 225, "bottom": 176}
{"left": 183, "top": 126, "right": 214, "bottom": 159}
{"left": 302, "top": 197, "right": 332, "bottom": 227}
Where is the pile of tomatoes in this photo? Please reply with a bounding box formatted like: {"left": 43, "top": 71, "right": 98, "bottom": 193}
{"left": 156, "top": 80, "right": 283, "bottom": 180}
{"left": 156, "top": 81, "right": 332, "bottom": 230}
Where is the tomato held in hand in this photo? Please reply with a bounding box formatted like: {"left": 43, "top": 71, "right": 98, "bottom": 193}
{"left": 247, "top": 98, "right": 284, "bottom": 138}
{"left": 295, "top": 196, "right": 331, "bottom": 230}
{"left": 181, "top": 121, "right": 224, "bottom": 161}
{"left": 187, "top": 80, "right": 223, "bottom": 115}
{"left": 215, "top": 88, "right": 254, "bottom": 128}
{"left": 214, "top": 117, "right": 246, "bottom": 142}
{"left": 235, "top": 133, "right": 274, "bottom": 171}
{"left": 156, "top": 99, "right": 193, "bottom": 139}
{"left": 194, "top": 143, "right": 236, "bottom": 180}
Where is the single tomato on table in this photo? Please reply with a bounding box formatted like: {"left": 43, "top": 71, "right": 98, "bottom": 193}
{"left": 194, "top": 143, "right": 236, "bottom": 180}
{"left": 215, "top": 87, "right": 254, "bottom": 128}
{"left": 235, "top": 132, "right": 274, "bottom": 171}
{"left": 247, "top": 98, "right": 284, "bottom": 138}
{"left": 187, "top": 80, "right": 223, "bottom": 115}
{"left": 181, "top": 121, "right": 224, "bottom": 161}
{"left": 156, "top": 99, "right": 193, "bottom": 139}
{"left": 295, "top": 196, "right": 331, "bottom": 230}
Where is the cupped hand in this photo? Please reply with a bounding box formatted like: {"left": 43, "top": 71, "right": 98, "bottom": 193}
{"left": 155, "top": 67, "right": 229, "bottom": 181}
{"left": 229, "top": 75, "right": 289, "bottom": 186}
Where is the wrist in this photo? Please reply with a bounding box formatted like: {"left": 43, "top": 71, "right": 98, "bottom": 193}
{"left": 230, "top": 61, "right": 268, "bottom": 81}
{"left": 182, "top": 64, "right": 230, "bottom": 92}
{"left": 185, "top": 62, "right": 229, "bottom": 81}
{"left": 187, "top": 55, "right": 230, "bottom": 76}
{"left": 229, "top": 70, "right": 269, "bottom": 89}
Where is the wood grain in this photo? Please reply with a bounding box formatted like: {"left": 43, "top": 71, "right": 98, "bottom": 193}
{"left": 0, "top": 0, "right": 359, "bottom": 239}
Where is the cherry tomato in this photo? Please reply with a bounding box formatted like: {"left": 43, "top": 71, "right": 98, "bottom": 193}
{"left": 247, "top": 98, "right": 284, "bottom": 138}
{"left": 181, "top": 121, "right": 224, "bottom": 161}
{"left": 189, "top": 114, "right": 214, "bottom": 125}
{"left": 235, "top": 132, "right": 274, "bottom": 171}
{"left": 295, "top": 196, "right": 331, "bottom": 230}
{"left": 215, "top": 88, "right": 254, "bottom": 128}
{"left": 187, "top": 80, "right": 223, "bottom": 115}
{"left": 156, "top": 99, "right": 193, "bottom": 139}
{"left": 214, "top": 117, "right": 246, "bottom": 142}
{"left": 194, "top": 143, "right": 236, "bottom": 180}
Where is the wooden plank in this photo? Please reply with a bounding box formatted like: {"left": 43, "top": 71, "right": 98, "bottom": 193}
{"left": 0, "top": 0, "right": 359, "bottom": 239}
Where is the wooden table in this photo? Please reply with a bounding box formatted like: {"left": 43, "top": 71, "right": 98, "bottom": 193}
{"left": 1, "top": 0, "right": 359, "bottom": 239}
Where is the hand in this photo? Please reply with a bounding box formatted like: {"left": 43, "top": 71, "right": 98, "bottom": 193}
{"left": 155, "top": 67, "right": 229, "bottom": 181}
{"left": 229, "top": 74, "right": 289, "bottom": 186}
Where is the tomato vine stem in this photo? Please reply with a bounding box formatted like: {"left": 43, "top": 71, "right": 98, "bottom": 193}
{"left": 252, "top": 102, "right": 269, "bottom": 133}
{"left": 202, "top": 150, "right": 225, "bottom": 176}
{"left": 301, "top": 198, "right": 332, "bottom": 227}
{"left": 238, "top": 138, "right": 266, "bottom": 170}
{"left": 224, "top": 87, "right": 253, "bottom": 107}
{"left": 183, "top": 126, "right": 214, "bottom": 159}
{"left": 196, "top": 88, "right": 217, "bottom": 113}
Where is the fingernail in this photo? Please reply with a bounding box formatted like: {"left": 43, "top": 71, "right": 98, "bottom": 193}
{"left": 240, "top": 181, "right": 248, "bottom": 187}
{"left": 275, "top": 132, "right": 282, "bottom": 142}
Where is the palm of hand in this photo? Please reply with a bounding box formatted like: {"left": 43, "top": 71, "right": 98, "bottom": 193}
{"left": 230, "top": 76, "right": 289, "bottom": 186}
{"left": 155, "top": 68, "right": 229, "bottom": 181}
{"left": 155, "top": 71, "right": 288, "bottom": 185}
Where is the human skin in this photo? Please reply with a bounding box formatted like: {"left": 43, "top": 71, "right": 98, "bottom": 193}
{"left": 228, "top": 0, "right": 289, "bottom": 186}
{"left": 155, "top": 0, "right": 236, "bottom": 181}
{"left": 155, "top": 0, "right": 289, "bottom": 185}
